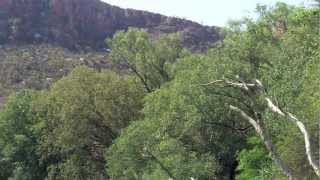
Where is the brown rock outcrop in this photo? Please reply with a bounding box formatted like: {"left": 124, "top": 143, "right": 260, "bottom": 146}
{"left": 0, "top": 0, "right": 221, "bottom": 51}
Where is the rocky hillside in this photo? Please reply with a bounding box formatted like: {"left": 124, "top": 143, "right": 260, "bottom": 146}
{"left": 0, "top": 0, "right": 222, "bottom": 107}
{"left": 0, "top": 0, "right": 221, "bottom": 51}
{"left": 0, "top": 44, "right": 109, "bottom": 108}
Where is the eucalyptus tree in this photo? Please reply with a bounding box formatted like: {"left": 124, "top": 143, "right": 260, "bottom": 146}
{"left": 207, "top": 4, "right": 320, "bottom": 179}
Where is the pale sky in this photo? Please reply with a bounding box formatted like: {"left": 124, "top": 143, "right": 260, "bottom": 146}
{"left": 102, "top": 0, "right": 314, "bottom": 26}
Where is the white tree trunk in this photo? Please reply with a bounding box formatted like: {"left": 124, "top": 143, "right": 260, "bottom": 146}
{"left": 265, "top": 98, "right": 320, "bottom": 177}
{"left": 205, "top": 78, "right": 319, "bottom": 178}
{"left": 230, "top": 105, "right": 297, "bottom": 179}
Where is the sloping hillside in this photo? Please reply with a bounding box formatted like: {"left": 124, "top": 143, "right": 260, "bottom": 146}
{"left": 0, "top": 0, "right": 222, "bottom": 107}
{"left": 0, "top": 44, "right": 109, "bottom": 108}
{"left": 0, "top": 0, "right": 221, "bottom": 51}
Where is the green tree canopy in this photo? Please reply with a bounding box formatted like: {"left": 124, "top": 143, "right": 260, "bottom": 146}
{"left": 107, "top": 28, "right": 185, "bottom": 92}
{"left": 37, "top": 66, "right": 145, "bottom": 179}
{"left": 0, "top": 90, "right": 46, "bottom": 180}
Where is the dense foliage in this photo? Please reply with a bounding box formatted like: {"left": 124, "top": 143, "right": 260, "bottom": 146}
{"left": 0, "top": 2, "right": 319, "bottom": 180}
{"left": 107, "top": 28, "right": 184, "bottom": 92}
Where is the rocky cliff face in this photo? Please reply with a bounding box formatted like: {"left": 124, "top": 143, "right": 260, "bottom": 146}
{"left": 0, "top": 0, "right": 221, "bottom": 51}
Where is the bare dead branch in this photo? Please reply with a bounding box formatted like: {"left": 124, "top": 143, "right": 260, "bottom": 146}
{"left": 202, "top": 79, "right": 256, "bottom": 91}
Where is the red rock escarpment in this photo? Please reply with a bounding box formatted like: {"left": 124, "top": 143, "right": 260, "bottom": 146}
{"left": 0, "top": 0, "right": 221, "bottom": 51}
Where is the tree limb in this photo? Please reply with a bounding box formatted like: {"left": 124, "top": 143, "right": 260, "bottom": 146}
{"left": 229, "top": 105, "right": 297, "bottom": 180}
{"left": 264, "top": 97, "right": 320, "bottom": 177}
{"left": 146, "top": 149, "right": 175, "bottom": 179}
{"left": 204, "top": 121, "right": 252, "bottom": 134}
{"left": 205, "top": 78, "right": 320, "bottom": 178}
{"left": 202, "top": 79, "right": 256, "bottom": 91}
{"left": 125, "top": 61, "right": 153, "bottom": 93}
